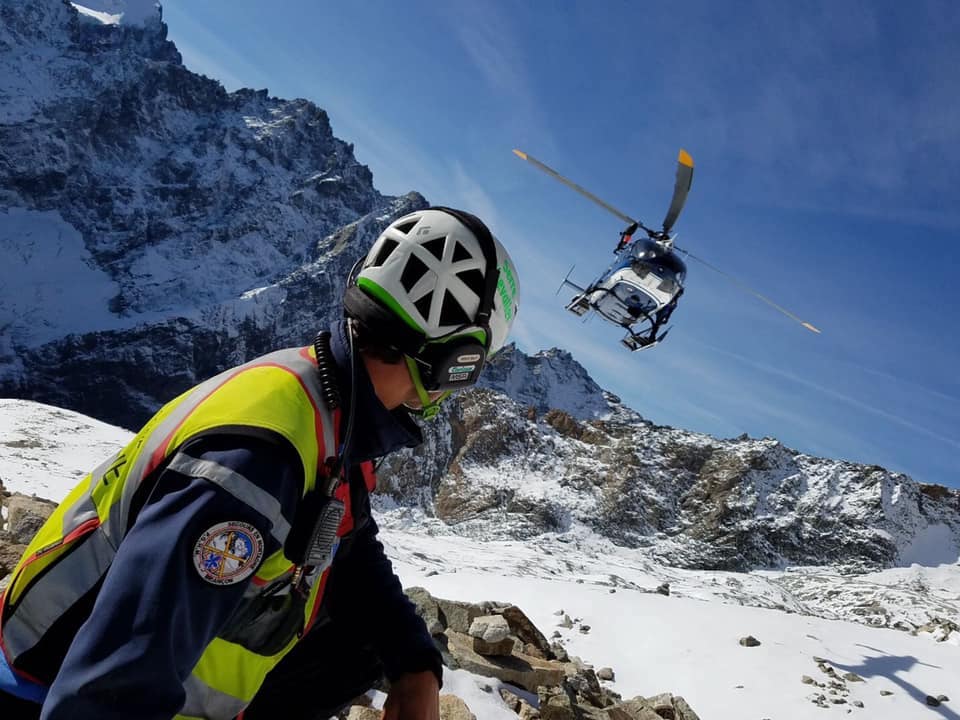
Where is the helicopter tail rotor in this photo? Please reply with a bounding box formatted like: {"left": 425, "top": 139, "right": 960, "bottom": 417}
{"left": 661, "top": 149, "right": 694, "bottom": 236}
{"left": 557, "top": 265, "right": 585, "bottom": 295}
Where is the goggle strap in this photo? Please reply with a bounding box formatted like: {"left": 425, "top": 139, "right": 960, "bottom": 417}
{"left": 403, "top": 356, "right": 450, "bottom": 419}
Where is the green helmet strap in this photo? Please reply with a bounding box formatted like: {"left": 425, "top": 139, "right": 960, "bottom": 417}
{"left": 404, "top": 356, "right": 451, "bottom": 420}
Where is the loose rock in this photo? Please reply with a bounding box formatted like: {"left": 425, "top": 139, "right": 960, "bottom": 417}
{"left": 502, "top": 605, "right": 553, "bottom": 659}
{"left": 474, "top": 636, "right": 516, "bottom": 657}
{"left": 470, "top": 615, "right": 511, "bottom": 643}
{"left": 345, "top": 706, "right": 380, "bottom": 720}
{"left": 406, "top": 587, "right": 445, "bottom": 636}
{"left": 440, "top": 694, "right": 476, "bottom": 720}
{"left": 739, "top": 636, "right": 761, "bottom": 647}
{"left": 499, "top": 689, "right": 521, "bottom": 711}
{"left": 518, "top": 699, "right": 540, "bottom": 720}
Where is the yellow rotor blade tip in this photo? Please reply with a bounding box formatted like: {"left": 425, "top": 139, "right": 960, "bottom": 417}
{"left": 678, "top": 149, "right": 694, "bottom": 167}
{"left": 512, "top": 149, "right": 528, "bottom": 160}
{"left": 802, "top": 322, "right": 821, "bottom": 334}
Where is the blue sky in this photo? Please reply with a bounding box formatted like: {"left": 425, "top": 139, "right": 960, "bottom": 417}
{"left": 160, "top": 0, "right": 960, "bottom": 487}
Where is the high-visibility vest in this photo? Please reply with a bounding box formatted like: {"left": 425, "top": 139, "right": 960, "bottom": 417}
{"left": 0, "top": 346, "right": 366, "bottom": 719}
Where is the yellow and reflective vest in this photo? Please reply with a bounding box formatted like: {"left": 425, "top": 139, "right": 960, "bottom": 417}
{"left": 0, "top": 346, "right": 365, "bottom": 719}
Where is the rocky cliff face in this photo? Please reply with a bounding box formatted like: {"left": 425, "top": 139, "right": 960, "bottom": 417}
{"left": 379, "top": 374, "right": 960, "bottom": 572}
{"left": 0, "top": 0, "right": 425, "bottom": 427}
{"left": 477, "top": 346, "right": 626, "bottom": 420}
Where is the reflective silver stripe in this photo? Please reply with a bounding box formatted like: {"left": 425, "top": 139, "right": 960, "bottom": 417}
{"left": 166, "top": 453, "right": 292, "bottom": 544}
{"left": 180, "top": 673, "right": 247, "bottom": 720}
{"left": 106, "top": 366, "right": 250, "bottom": 545}
{"left": 240, "top": 566, "right": 294, "bottom": 599}
{"left": 61, "top": 494, "right": 99, "bottom": 534}
{"left": 4, "top": 347, "right": 335, "bottom": 663}
{"left": 107, "top": 347, "right": 331, "bottom": 546}
{"left": 2, "top": 528, "right": 115, "bottom": 657}
{"left": 60, "top": 453, "right": 121, "bottom": 540}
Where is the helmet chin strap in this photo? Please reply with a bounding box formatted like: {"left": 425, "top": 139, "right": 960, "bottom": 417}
{"left": 403, "top": 356, "right": 450, "bottom": 420}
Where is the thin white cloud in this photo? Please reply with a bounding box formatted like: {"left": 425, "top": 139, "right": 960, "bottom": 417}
{"left": 450, "top": 161, "right": 500, "bottom": 227}
{"left": 162, "top": 10, "right": 272, "bottom": 91}
{"left": 857, "top": 365, "right": 960, "bottom": 406}
{"left": 689, "top": 339, "right": 960, "bottom": 452}
{"left": 443, "top": 3, "right": 557, "bottom": 157}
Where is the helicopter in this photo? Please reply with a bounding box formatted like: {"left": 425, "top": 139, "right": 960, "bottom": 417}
{"left": 512, "top": 148, "right": 821, "bottom": 351}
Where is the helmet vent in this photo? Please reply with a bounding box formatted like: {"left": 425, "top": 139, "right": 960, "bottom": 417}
{"left": 401, "top": 254, "right": 430, "bottom": 292}
{"left": 456, "top": 269, "right": 485, "bottom": 298}
{"left": 394, "top": 219, "right": 419, "bottom": 235}
{"left": 452, "top": 241, "right": 472, "bottom": 263}
{"left": 371, "top": 238, "right": 399, "bottom": 267}
{"left": 440, "top": 290, "right": 471, "bottom": 326}
{"left": 414, "top": 293, "right": 433, "bottom": 320}
{"left": 422, "top": 237, "right": 446, "bottom": 261}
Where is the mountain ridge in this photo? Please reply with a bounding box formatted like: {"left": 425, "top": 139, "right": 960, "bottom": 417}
{"left": 3, "top": 396, "right": 958, "bottom": 640}
{"left": 0, "top": 0, "right": 420, "bottom": 424}
{"left": 1, "top": 0, "right": 957, "bottom": 578}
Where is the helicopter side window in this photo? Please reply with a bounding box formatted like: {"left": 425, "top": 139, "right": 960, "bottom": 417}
{"left": 657, "top": 276, "right": 677, "bottom": 294}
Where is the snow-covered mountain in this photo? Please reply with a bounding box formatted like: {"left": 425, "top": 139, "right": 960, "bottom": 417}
{"left": 0, "top": 0, "right": 425, "bottom": 426}
{"left": 2, "top": 0, "right": 958, "bottom": 580}
{"left": 379, "top": 378, "right": 960, "bottom": 573}
{"left": 2, "top": 398, "right": 958, "bottom": 720}
{"left": 478, "top": 346, "right": 628, "bottom": 421}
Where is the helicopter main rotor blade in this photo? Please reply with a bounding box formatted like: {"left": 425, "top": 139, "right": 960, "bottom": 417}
{"left": 662, "top": 149, "right": 694, "bottom": 235}
{"left": 675, "top": 245, "right": 821, "bottom": 334}
{"left": 512, "top": 149, "right": 650, "bottom": 231}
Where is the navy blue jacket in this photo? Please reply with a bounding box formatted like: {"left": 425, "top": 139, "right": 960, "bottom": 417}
{"left": 38, "top": 322, "right": 440, "bottom": 720}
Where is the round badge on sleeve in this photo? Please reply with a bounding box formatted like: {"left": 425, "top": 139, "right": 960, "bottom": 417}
{"left": 193, "top": 521, "right": 264, "bottom": 586}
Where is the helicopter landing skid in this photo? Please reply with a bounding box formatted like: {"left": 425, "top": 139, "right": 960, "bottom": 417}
{"left": 621, "top": 326, "right": 669, "bottom": 352}
{"left": 566, "top": 295, "right": 591, "bottom": 316}
{"left": 621, "top": 333, "right": 657, "bottom": 351}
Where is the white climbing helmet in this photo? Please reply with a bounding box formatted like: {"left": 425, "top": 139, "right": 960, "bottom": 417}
{"left": 351, "top": 207, "right": 520, "bottom": 355}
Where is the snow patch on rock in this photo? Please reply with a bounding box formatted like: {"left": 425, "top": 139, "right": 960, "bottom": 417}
{"left": 71, "top": 0, "right": 160, "bottom": 26}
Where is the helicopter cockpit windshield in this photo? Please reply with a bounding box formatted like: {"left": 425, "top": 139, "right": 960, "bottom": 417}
{"left": 589, "top": 247, "right": 686, "bottom": 326}
{"left": 631, "top": 249, "right": 686, "bottom": 297}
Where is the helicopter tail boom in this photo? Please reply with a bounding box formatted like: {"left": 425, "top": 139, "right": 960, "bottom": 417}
{"left": 556, "top": 265, "right": 586, "bottom": 295}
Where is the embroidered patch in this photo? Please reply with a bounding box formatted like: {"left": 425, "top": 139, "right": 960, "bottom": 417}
{"left": 193, "top": 521, "right": 264, "bottom": 586}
